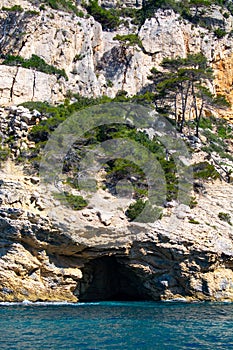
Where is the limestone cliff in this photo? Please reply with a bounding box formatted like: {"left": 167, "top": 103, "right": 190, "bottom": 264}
{"left": 0, "top": 157, "right": 233, "bottom": 302}
{"left": 0, "top": 1, "right": 233, "bottom": 119}
{"left": 0, "top": 1, "right": 233, "bottom": 303}
{"left": 0, "top": 102, "right": 232, "bottom": 302}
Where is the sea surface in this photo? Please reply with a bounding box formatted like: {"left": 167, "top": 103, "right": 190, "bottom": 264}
{"left": 0, "top": 301, "right": 232, "bottom": 350}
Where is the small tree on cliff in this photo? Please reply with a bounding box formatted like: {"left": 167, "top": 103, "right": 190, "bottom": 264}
{"left": 189, "top": 0, "right": 212, "bottom": 16}
{"left": 148, "top": 53, "right": 230, "bottom": 137}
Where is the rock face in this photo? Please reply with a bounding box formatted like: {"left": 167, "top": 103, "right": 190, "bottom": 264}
{"left": 0, "top": 161, "right": 232, "bottom": 302}
{"left": 82, "top": 0, "right": 142, "bottom": 8}
{"left": 0, "top": 2, "right": 233, "bottom": 119}
{"left": 0, "top": 66, "right": 62, "bottom": 105}
{"left": 213, "top": 53, "right": 233, "bottom": 119}
{"left": 0, "top": 1, "right": 233, "bottom": 303}
{"left": 103, "top": 0, "right": 142, "bottom": 7}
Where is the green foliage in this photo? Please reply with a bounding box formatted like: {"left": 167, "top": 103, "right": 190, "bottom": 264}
{"left": 189, "top": 196, "right": 198, "bottom": 208}
{"left": 113, "top": 90, "right": 130, "bottom": 102}
{"left": 193, "top": 161, "right": 220, "bottom": 180}
{"left": 131, "top": 92, "right": 155, "bottom": 107}
{"left": 215, "top": 117, "right": 232, "bottom": 136}
{"left": 107, "top": 158, "right": 144, "bottom": 179}
{"left": 199, "top": 117, "right": 213, "bottom": 130}
{"left": 202, "top": 117, "right": 233, "bottom": 161}
{"left": 131, "top": 0, "right": 201, "bottom": 26}
{"left": 0, "top": 144, "right": 10, "bottom": 162}
{"left": 213, "top": 94, "right": 231, "bottom": 108}
{"left": 223, "top": 11, "right": 230, "bottom": 19}
{"left": 202, "top": 144, "right": 233, "bottom": 162}
{"left": 131, "top": 0, "right": 232, "bottom": 30}
{"left": 189, "top": 218, "right": 200, "bottom": 224}
{"left": 73, "top": 53, "right": 84, "bottom": 62}
{"left": 106, "top": 79, "right": 113, "bottom": 88}
{"left": 25, "top": 10, "right": 40, "bottom": 15}
{"left": 65, "top": 176, "right": 80, "bottom": 189}
{"left": 53, "top": 192, "right": 88, "bottom": 210}
{"left": 26, "top": 94, "right": 110, "bottom": 144}
{"left": 84, "top": 0, "right": 120, "bottom": 30}
{"left": 113, "top": 34, "right": 142, "bottom": 48}
{"left": 217, "top": 124, "right": 232, "bottom": 139}
{"left": 2, "top": 55, "right": 68, "bottom": 80}
{"left": 105, "top": 157, "right": 147, "bottom": 199}
{"left": 148, "top": 53, "right": 231, "bottom": 137}
{"left": 24, "top": 102, "right": 69, "bottom": 143}
{"left": 200, "top": 117, "right": 233, "bottom": 161}
{"left": 218, "top": 212, "right": 232, "bottom": 225}
{"left": 189, "top": 0, "right": 211, "bottom": 5}
{"left": 214, "top": 28, "right": 227, "bottom": 38}
{"left": 2, "top": 5, "right": 23, "bottom": 12}
{"left": 95, "top": 124, "right": 177, "bottom": 202}
{"left": 125, "top": 199, "right": 145, "bottom": 221}
{"left": 148, "top": 53, "right": 216, "bottom": 134}
{"left": 41, "top": 0, "right": 84, "bottom": 17}
{"left": 125, "top": 199, "right": 163, "bottom": 222}
{"left": 202, "top": 129, "right": 225, "bottom": 146}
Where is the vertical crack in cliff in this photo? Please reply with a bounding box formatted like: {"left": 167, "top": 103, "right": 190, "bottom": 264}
{"left": 10, "top": 67, "right": 19, "bottom": 102}
{"left": 121, "top": 46, "right": 133, "bottom": 90}
{"left": 32, "top": 70, "right": 36, "bottom": 101}
{"left": 18, "top": 34, "right": 30, "bottom": 56}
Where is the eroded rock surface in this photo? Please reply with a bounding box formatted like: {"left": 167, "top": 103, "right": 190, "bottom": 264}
{"left": 0, "top": 2, "right": 233, "bottom": 119}
{"left": 0, "top": 1, "right": 233, "bottom": 303}
{"left": 0, "top": 161, "right": 232, "bottom": 302}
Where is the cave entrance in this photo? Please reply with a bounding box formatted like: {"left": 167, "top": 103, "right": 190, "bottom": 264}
{"left": 79, "top": 256, "right": 152, "bottom": 301}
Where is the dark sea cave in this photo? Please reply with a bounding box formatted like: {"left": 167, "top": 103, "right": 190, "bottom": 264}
{"left": 79, "top": 256, "right": 152, "bottom": 302}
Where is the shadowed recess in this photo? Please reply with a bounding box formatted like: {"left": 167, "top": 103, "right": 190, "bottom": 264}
{"left": 79, "top": 256, "right": 152, "bottom": 301}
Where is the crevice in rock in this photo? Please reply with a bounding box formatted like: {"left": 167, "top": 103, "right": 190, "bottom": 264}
{"left": 78, "top": 256, "right": 153, "bottom": 301}
{"left": 10, "top": 67, "right": 19, "bottom": 102}
{"left": 32, "top": 70, "right": 36, "bottom": 101}
{"left": 18, "top": 35, "right": 30, "bottom": 55}
{"left": 121, "top": 47, "right": 132, "bottom": 90}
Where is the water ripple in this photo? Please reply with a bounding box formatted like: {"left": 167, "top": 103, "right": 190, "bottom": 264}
{"left": 0, "top": 302, "right": 232, "bottom": 349}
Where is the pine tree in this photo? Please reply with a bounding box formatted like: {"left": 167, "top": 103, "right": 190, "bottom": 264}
{"left": 148, "top": 53, "right": 230, "bottom": 136}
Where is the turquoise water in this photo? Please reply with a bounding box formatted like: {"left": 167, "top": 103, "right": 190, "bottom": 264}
{"left": 0, "top": 301, "right": 233, "bottom": 349}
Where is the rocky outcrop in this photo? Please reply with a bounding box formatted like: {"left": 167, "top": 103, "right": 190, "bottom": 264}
{"left": 0, "top": 2, "right": 233, "bottom": 120}
{"left": 81, "top": 0, "right": 142, "bottom": 8}
{"left": 0, "top": 105, "right": 41, "bottom": 158}
{"left": 0, "top": 1, "right": 233, "bottom": 303}
{"left": 0, "top": 160, "right": 232, "bottom": 302}
{"left": 212, "top": 53, "right": 233, "bottom": 120}
{"left": 0, "top": 66, "right": 63, "bottom": 105}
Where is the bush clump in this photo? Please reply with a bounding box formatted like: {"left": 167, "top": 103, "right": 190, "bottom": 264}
{"left": 53, "top": 192, "right": 88, "bottom": 210}
{"left": 2, "top": 5, "right": 23, "bottom": 12}
{"left": 2, "top": 54, "right": 68, "bottom": 80}
{"left": 125, "top": 198, "right": 145, "bottom": 221}
{"left": 26, "top": 94, "right": 110, "bottom": 144}
{"left": 41, "top": 0, "right": 84, "bottom": 17}
{"left": 0, "top": 145, "right": 10, "bottom": 162}
{"left": 214, "top": 28, "right": 227, "bottom": 39}
{"left": 84, "top": 0, "right": 120, "bottom": 30}
{"left": 218, "top": 212, "right": 232, "bottom": 225}
{"left": 193, "top": 161, "right": 220, "bottom": 180}
{"left": 113, "top": 34, "right": 142, "bottom": 48}
{"left": 189, "top": 218, "right": 200, "bottom": 224}
{"left": 125, "top": 199, "right": 162, "bottom": 223}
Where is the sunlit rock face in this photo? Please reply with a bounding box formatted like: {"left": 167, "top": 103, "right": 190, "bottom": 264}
{"left": 0, "top": 1, "right": 233, "bottom": 120}
{"left": 0, "top": 161, "right": 233, "bottom": 302}
{"left": 0, "top": 1, "right": 233, "bottom": 302}
{"left": 83, "top": 0, "right": 143, "bottom": 7}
